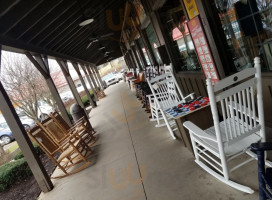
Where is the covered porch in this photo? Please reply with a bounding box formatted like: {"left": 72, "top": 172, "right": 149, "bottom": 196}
{"left": 0, "top": 0, "right": 271, "bottom": 199}
{"left": 38, "top": 82, "right": 259, "bottom": 200}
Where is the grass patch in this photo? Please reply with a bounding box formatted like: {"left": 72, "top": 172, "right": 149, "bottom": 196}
{"left": 0, "top": 158, "right": 32, "bottom": 192}
{"left": 7, "top": 142, "right": 19, "bottom": 154}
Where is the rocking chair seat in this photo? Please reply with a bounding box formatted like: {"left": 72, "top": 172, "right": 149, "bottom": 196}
{"left": 199, "top": 120, "right": 261, "bottom": 156}
{"left": 57, "top": 140, "right": 81, "bottom": 162}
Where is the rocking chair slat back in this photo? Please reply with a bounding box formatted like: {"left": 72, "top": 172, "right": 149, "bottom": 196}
{"left": 213, "top": 67, "right": 256, "bottom": 92}
{"left": 208, "top": 57, "right": 264, "bottom": 146}
{"left": 50, "top": 112, "right": 70, "bottom": 131}
{"left": 27, "top": 126, "right": 59, "bottom": 155}
{"left": 39, "top": 117, "right": 67, "bottom": 144}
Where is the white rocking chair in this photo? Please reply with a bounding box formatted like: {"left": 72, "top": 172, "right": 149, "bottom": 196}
{"left": 147, "top": 64, "right": 194, "bottom": 139}
{"left": 183, "top": 57, "right": 272, "bottom": 193}
{"left": 147, "top": 64, "right": 177, "bottom": 128}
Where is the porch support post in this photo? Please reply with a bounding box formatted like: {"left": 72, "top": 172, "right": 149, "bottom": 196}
{"left": 1, "top": 50, "right": 53, "bottom": 193}
{"left": 124, "top": 55, "right": 131, "bottom": 69}
{"left": 86, "top": 65, "right": 99, "bottom": 90}
{"left": 131, "top": 45, "right": 142, "bottom": 70}
{"left": 125, "top": 54, "right": 132, "bottom": 69}
{"left": 25, "top": 52, "right": 72, "bottom": 126}
{"left": 90, "top": 66, "right": 102, "bottom": 89}
{"left": 93, "top": 66, "right": 104, "bottom": 90}
{"left": 139, "top": 27, "right": 158, "bottom": 66}
{"left": 135, "top": 40, "right": 148, "bottom": 67}
{"left": 57, "top": 59, "right": 86, "bottom": 112}
{"left": 128, "top": 50, "right": 137, "bottom": 69}
{"left": 126, "top": 54, "right": 134, "bottom": 69}
{"left": 80, "top": 64, "right": 98, "bottom": 101}
{"left": 72, "top": 62, "right": 96, "bottom": 107}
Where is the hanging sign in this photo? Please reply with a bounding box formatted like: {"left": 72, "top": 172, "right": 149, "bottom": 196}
{"left": 187, "top": 16, "right": 219, "bottom": 85}
{"left": 183, "top": 0, "right": 199, "bottom": 19}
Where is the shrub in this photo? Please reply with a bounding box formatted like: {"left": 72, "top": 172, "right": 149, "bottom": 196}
{"left": 81, "top": 95, "right": 90, "bottom": 106}
{"left": 14, "top": 143, "right": 44, "bottom": 160}
{"left": 0, "top": 158, "right": 32, "bottom": 192}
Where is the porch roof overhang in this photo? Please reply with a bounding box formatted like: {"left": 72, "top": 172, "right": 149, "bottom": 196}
{"left": 0, "top": 0, "right": 125, "bottom": 66}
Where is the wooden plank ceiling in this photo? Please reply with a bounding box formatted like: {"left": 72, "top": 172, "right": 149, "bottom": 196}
{"left": 0, "top": 0, "right": 125, "bottom": 65}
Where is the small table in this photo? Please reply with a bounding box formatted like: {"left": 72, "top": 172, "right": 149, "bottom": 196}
{"left": 164, "top": 97, "right": 213, "bottom": 154}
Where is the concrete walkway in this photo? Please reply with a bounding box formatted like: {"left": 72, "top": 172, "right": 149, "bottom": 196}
{"left": 39, "top": 82, "right": 259, "bottom": 200}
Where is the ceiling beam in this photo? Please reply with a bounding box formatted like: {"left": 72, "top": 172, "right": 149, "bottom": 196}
{"left": 0, "top": 0, "right": 21, "bottom": 17}
{"left": 0, "top": 36, "right": 93, "bottom": 66}
{"left": 38, "top": 13, "right": 81, "bottom": 47}
{"left": 26, "top": 0, "right": 77, "bottom": 44}
{"left": 62, "top": 31, "right": 92, "bottom": 55}
{"left": 54, "top": 28, "right": 88, "bottom": 52}
{"left": 0, "top": 0, "right": 44, "bottom": 36}
{"left": 47, "top": 0, "right": 119, "bottom": 51}
{"left": 15, "top": 0, "right": 64, "bottom": 40}
{"left": 50, "top": 26, "right": 86, "bottom": 51}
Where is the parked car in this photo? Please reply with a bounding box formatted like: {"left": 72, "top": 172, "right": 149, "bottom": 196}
{"left": 120, "top": 68, "right": 127, "bottom": 74}
{"left": 20, "top": 116, "right": 36, "bottom": 129}
{"left": 0, "top": 122, "right": 14, "bottom": 145}
{"left": 37, "top": 101, "right": 54, "bottom": 120}
{"left": 0, "top": 115, "right": 36, "bottom": 145}
{"left": 115, "top": 73, "right": 123, "bottom": 81}
{"left": 104, "top": 74, "right": 119, "bottom": 86}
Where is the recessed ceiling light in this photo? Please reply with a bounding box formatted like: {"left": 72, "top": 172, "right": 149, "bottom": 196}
{"left": 79, "top": 18, "right": 94, "bottom": 26}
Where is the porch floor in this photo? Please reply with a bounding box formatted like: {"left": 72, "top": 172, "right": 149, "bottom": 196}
{"left": 39, "top": 82, "right": 259, "bottom": 200}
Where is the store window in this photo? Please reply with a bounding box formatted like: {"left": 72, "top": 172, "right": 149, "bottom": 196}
{"left": 172, "top": 17, "right": 201, "bottom": 71}
{"left": 138, "top": 38, "right": 151, "bottom": 65}
{"left": 131, "top": 50, "right": 140, "bottom": 69}
{"left": 145, "top": 24, "right": 162, "bottom": 64}
{"left": 134, "top": 46, "right": 145, "bottom": 68}
{"left": 132, "top": 45, "right": 144, "bottom": 69}
{"left": 158, "top": 0, "right": 201, "bottom": 72}
{"left": 214, "top": 0, "right": 272, "bottom": 71}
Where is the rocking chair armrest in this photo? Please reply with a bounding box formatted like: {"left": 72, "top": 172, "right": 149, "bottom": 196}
{"left": 183, "top": 121, "right": 217, "bottom": 142}
{"left": 53, "top": 137, "right": 82, "bottom": 153}
{"left": 251, "top": 142, "right": 272, "bottom": 152}
{"left": 68, "top": 124, "right": 87, "bottom": 136}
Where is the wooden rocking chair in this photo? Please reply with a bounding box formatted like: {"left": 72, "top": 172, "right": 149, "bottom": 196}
{"left": 147, "top": 64, "right": 194, "bottom": 139}
{"left": 49, "top": 112, "right": 96, "bottom": 147}
{"left": 183, "top": 57, "right": 272, "bottom": 193}
{"left": 27, "top": 126, "right": 91, "bottom": 179}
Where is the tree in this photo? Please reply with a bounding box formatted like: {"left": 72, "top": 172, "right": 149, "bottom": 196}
{"left": 0, "top": 53, "right": 55, "bottom": 122}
